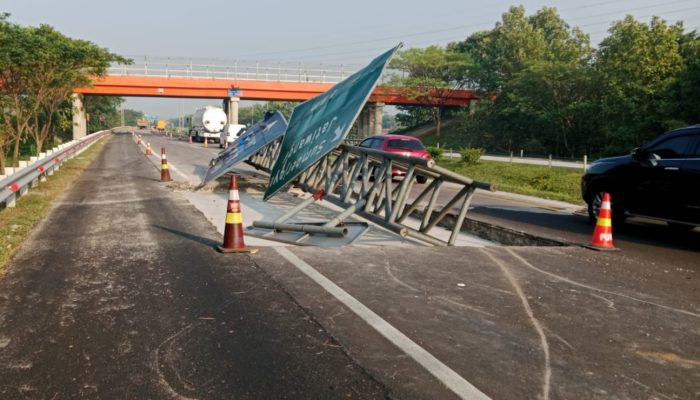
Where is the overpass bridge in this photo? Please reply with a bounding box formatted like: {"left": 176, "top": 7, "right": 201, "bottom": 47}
{"left": 72, "top": 57, "right": 478, "bottom": 138}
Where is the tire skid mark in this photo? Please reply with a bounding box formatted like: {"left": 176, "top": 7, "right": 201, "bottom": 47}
{"left": 382, "top": 259, "right": 495, "bottom": 317}
{"left": 589, "top": 293, "right": 616, "bottom": 309}
{"left": 152, "top": 299, "right": 236, "bottom": 400}
{"left": 152, "top": 323, "right": 199, "bottom": 400}
{"left": 383, "top": 261, "right": 421, "bottom": 293}
{"left": 431, "top": 295, "right": 496, "bottom": 318}
{"left": 482, "top": 248, "right": 551, "bottom": 400}
{"left": 543, "top": 327, "right": 576, "bottom": 351}
{"left": 505, "top": 248, "right": 700, "bottom": 319}
{"left": 619, "top": 374, "right": 676, "bottom": 400}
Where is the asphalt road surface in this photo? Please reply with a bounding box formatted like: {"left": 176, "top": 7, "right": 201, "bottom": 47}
{"left": 0, "top": 131, "right": 698, "bottom": 400}
{"left": 0, "top": 133, "right": 388, "bottom": 399}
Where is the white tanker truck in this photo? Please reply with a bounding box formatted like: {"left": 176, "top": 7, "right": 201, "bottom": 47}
{"left": 189, "top": 106, "right": 227, "bottom": 143}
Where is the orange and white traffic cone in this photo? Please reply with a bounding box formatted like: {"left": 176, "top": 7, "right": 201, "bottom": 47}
{"left": 146, "top": 142, "right": 153, "bottom": 156}
{"left": 217, "top": 175, "right": 258, "bottom": 254}
{"left": 204, "top": 138, "right": 208, "bottom": 148}
{"left": 160, "top": 147, "right": 172, "bottom": 182}
{"left": 188, "top": 135, "right": 192, "bottom": 145}
{"left": 137, "top": 135, "right": 142, "bottom": 145}
{"left": 589, "top": 193, "right": 619, "bottom": 251}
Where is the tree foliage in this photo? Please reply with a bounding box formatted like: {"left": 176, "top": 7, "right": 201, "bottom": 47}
{"left": 597, "top": 16, "right": 685, "bottom": 153}
{"left": 448, "top": 6, "right": 599, "bottom": 156}
{"left": 439, "top": 7, "right": 700, "bottom": 158}
{"left": 0, "top": 15, "right": 129, "bottom": 173}
{"left": 388, "top": 45, "right": 470, "bottom": 138}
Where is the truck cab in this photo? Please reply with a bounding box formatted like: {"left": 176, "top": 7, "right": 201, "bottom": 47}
{"left": 219, "top": 124, "right": 247, "bottom": 148}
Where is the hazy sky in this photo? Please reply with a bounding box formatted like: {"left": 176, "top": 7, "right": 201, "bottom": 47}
{"left": 4, "top": 0, "right": 699, "bottom": 119}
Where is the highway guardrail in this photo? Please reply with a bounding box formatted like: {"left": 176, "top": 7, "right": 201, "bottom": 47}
{"left": 0, "top": 130, "right": 111, "bottom": 208}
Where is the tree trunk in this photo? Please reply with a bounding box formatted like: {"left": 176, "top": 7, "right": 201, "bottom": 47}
{"left": 12, "top": 132, "right": 21, "bottom": 167}
{"left": 34, "top": 113, "right": 53, "bottom": 155}
{"left": 436, "top": 114, "right": 442, "bottom": 138}
{"left": 433, "top": 106, "right": 441, "bottom": 138}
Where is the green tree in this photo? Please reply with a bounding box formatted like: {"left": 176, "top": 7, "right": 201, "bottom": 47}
{"left": 82, "top": 95, "right": 125, "bottom": 133}
{"left": 597, "top": 16, "right": 684, "bottom": 153}
{"left": 122, "top": 109, "right": 145, "bottom": 127}
{"left": 28, "top": 25, "right": 128, "bottom": 153}
{"left": 239, "top": 101, "right": 298, "bottom": 126}
{"left": 394, "top": 105, "right": 433, "bottom": 129}
{"left": 0, "top": 16, "right": 128, "bottom": 173}
{"left": 670, "top": 31, "right": 700, "bottom": 125}
{"left": 451, "top": 6, "right": 597, "bottom": 157}
{"left": 0, "top": 17, "right": 43, "bottom": 172}
{"left": 388, "top": 45, "right": 470, "bottom": 138}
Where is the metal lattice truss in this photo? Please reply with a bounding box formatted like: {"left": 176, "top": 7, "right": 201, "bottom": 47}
{"left": 246, "top": 142, "right": 495, "bottom": 247}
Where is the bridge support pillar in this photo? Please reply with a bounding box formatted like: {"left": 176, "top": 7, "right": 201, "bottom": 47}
{"left": 224, "top": 97, "right": 240, "bottom": 124}
{"left": 357, "top": 102, "right": 384, "bottom": 138}
{"left": 72, "top": 93, "right": 87, "bottom": 140}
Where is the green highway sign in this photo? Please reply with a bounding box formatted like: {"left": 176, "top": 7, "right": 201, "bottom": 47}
{"left": 264, "top": 44, "right": 401, "bottom": 201}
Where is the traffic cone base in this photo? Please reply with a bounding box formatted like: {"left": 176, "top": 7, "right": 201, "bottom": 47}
{"left": 586, "top": 192, "right": 619, "bottom": 251}
{"left": 217, "top": 245, "right": 259, "bottom": 254}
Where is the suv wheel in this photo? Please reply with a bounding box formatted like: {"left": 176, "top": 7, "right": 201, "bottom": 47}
{"left": 588, "top": 189, "right": 626, "bottom": 225}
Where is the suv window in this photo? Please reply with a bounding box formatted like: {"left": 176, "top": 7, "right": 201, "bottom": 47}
{"left": 646, "top": 134, "right": 696, "bottom": 159}
{"left": 359, "top": 138, "right": 375, "bottom": 148}
{"left": 690, "top": 132, "right": 700, "bottom": 157}
{"left": 387, "top": 139, "right": 424, "bottom": 150}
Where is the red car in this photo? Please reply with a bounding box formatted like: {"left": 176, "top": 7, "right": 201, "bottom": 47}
{"left": 358, "top": 135, "right": 431, "bottom": 183}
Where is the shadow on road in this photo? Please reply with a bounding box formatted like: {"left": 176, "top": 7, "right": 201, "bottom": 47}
{"left": 471, "top": 205, "right": 700, "bottom": 254}
{"left": 153, "top": 224, "right": 221, "bottom": 248}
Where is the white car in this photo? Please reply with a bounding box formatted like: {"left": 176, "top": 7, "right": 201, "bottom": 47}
{"left": 219, "top": 124, "right": 247, "bottom": 148}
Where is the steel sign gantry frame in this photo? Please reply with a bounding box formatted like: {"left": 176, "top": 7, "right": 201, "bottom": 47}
{"left": 244, "top": 142, "right": 496, "bottom": 247}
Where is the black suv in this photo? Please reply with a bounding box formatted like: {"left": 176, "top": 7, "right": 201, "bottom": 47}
{"left": 582, "top": 125, "right": 700, "bottom": 228}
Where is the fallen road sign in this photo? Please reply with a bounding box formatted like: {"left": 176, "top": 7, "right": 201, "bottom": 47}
{"left": 264, "top": 44, "right": 402, "bottom": 201}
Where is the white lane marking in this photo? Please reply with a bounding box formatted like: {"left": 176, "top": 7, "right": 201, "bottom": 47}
{"left": 274, "top": 247, "right": 491, "bottom": 400}
{"left": 482, "top": 249, "right": 551, "bottom": 400}
{"left": 505, "top": 248, "right": 700, "bottom": 319}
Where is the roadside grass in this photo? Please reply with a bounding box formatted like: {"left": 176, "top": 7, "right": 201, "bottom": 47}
{"left": 437, "top": 158, "right": 585, "bottom": 205}
{"left": 0, "top": 136, "right": 111, "bottom": 276}
{"left": 410, "top": 122, "right": 584, "bottom": 203}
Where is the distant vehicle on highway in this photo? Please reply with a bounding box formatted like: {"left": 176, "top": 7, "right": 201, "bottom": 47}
{"left": 358, "top": 134, "right": 431, "bottom": 183}
{"left": 219, "top": 124, "right": 247, "bottom": 148}
{"left": 582, "top": 125, "right": 700, "bottom": 228}
{"left": 190, "top": 106, "right": 227, "bottom": 143}
{"left": 136, "top": 118, "right": 148, "bottom": 129}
